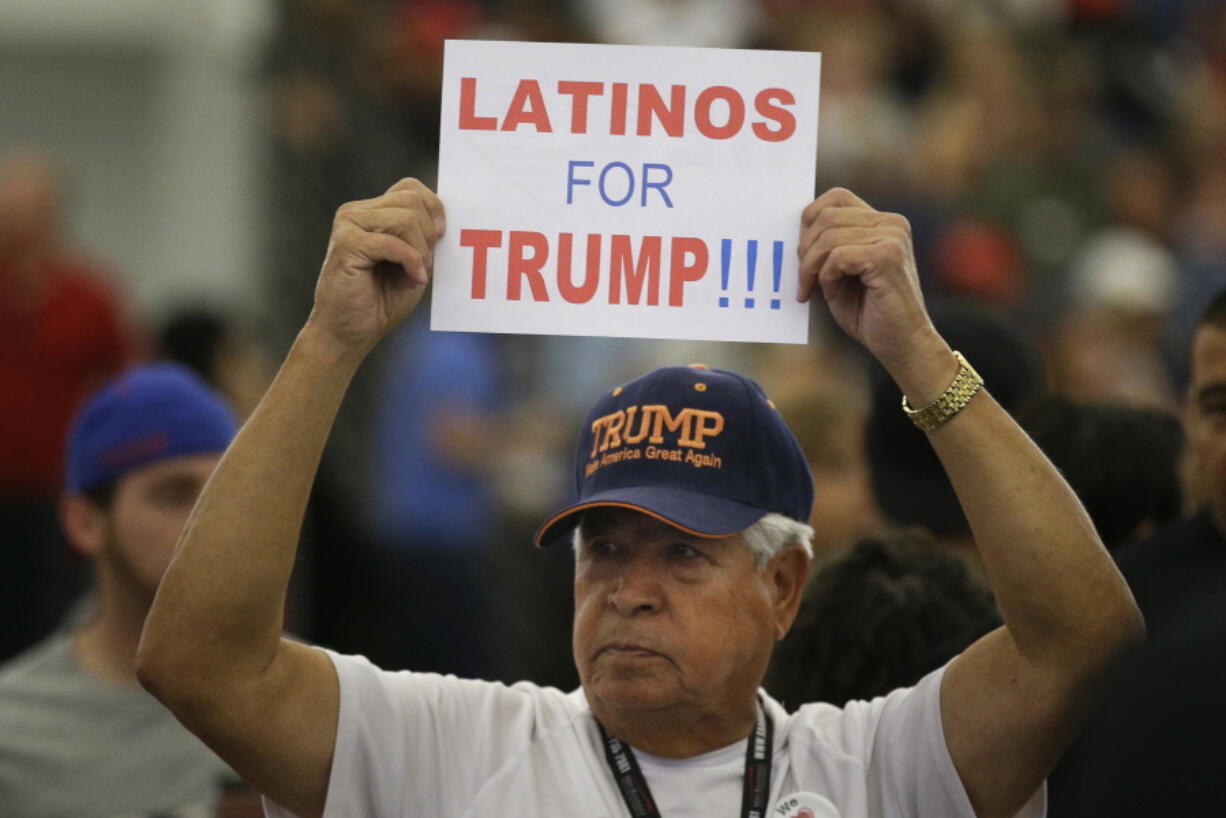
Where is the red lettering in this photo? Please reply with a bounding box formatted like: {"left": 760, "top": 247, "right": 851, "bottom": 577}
{"left": 507, "top": 231, "right": 551, "bottom": 301}
{"left": 610, "top": 235, "right": 662, "bottom": 305}
{"left": 501, "top": 80, "right": 553, "bottom": 133}
{"left": 558, "top": 233, "right": 602, "bottom": 303}
{"left": 694, "top": 86, "right": 745, "bottom": 140}
{"left": 458, "top": 77, "right": 497, "bottom": 131}
{"left": 636, "top": 84, "right": 685, "bottom": 137}
{"left": 461, "top": 231, "right": 719, "bottom": 306}
{"left": 459, "top": 229, "right": 503, "bottom": 299}
{"left": 752, "top": 88, "right": 796, "bottom": 142}
{"left": 557, "top": 81, "right": 604, "bottom": 135}
{"left": 610, "top": 82, "right": 629, "bottom": 136}
{"left": 465, "top": 79, "right": 797, "bottom": 141}
{"left": 668, "top": 238, "right": 708, "bottom": 306}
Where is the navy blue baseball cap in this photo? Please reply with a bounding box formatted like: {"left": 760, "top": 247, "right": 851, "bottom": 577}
{"left": 534, "top": 365, "right": 814, "bottom": 547}
{"left": 65, "top": 363, "right": 239, "bottom": 492}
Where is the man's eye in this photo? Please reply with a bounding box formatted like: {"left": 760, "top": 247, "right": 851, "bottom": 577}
{"left": 670, "top": 542, "right": 701, "bottom": 559}
{"left": 589, "top": 540, "right": 619, "bottom": 557}
{"left": 150, "top": 479, "right": 200, "bottom": 507}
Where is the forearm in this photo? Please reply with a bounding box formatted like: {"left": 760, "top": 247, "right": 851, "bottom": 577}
{"left": 892, "top": 339, "right": 1144, "bottom": 668}
{"left": 138, "top": 324, "right": 363, "bottom": 686}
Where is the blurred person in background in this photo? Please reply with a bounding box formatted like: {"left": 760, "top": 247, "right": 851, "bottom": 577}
{"left": 1169, "top": 157, "right": 1226, "bottom": 387}
{"left": 909, "top": 26, "right": 1044, "bottom": 210}
{"left": 158, "top": 305, "right": 276, "bottom": 420}
{"left": 765, "top": 345, "right": 882, "bottom": 564}
{"left": 1050, "top": 287, "right": 1226, "bottom": 816}
{"left": 1167, "top": 3, "right": 1226, "bottom": 387}
{"left": 767, "top": 531, "right": 998, "bottom": 712}
{"left": 363, "top": 314, "right": 504, "bottom": 677}
{"left": 929, "top": 217, "right": 1027, "bottom": 310}
{"left": 1046, "top": 157, "right": 1183, "bottom": 410}
{"left": 0, "top": 364, "right": 262, "bottom": 817}
{"left": 1044, "top": 286, "right": 1226, "bottom": 814}
{"left": 1021, "top": 397, "right": 1185, "bottom": 551}
{"left": 0, "top": 149, "right": 132, "bottom": 663}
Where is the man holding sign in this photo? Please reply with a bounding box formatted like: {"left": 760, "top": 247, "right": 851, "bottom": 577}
{"left": 135, "top": 174, "right": 1142, "bottom": 818}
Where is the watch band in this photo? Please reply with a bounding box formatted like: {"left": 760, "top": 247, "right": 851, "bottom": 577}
{"left": 901, "top": 351, "right": 984, "bottom": 432}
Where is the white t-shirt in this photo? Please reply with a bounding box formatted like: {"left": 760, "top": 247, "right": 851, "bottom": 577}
{"left": 265, "top": 649, "right": 1046, "bottom": 818}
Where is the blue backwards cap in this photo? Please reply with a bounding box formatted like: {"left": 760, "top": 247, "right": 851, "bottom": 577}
{"left": 66, "top": 363, "right": 238, "bottom": 492}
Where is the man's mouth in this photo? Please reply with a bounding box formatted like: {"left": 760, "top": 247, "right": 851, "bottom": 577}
{"left": 598, "top": 643, "right": 665, "bottom": 660}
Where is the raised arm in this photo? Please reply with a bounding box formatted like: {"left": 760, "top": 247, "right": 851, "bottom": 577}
{"left": 798, "top": 188, "right": 1145, "bottom": 818}
{"left": 136, "top": 178, "right": 444, "bottom": 818}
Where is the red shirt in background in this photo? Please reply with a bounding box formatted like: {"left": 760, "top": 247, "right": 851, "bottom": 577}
{"left": 0, "top": 258, "right": 130, "bottom": 500}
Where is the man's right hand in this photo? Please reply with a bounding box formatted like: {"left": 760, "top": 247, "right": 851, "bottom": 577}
{"left": 306, "top": 177, "right": 445, "bottom": 359}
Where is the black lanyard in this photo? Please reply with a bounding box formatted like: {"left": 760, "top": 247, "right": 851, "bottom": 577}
{"left": 595, "top": 699, "right": 774, "bottom": 818}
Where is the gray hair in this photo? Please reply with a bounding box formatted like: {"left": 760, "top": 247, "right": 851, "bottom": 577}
{"left": 571, "top": 511, "right": 813, "bottom": 568}
{"left": 742, "top": 513, "right": 815, "bottom": 566}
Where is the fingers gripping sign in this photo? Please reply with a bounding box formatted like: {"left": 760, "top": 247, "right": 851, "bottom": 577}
{"left": 309, "top": 178, "right": 447, "bottom": 357}
{"left": 796, "top": 188, "right": 944, "bottom": 376}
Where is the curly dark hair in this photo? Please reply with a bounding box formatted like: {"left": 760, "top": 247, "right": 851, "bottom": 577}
{"left": 1021, "top": 397, "right": 1184, "bottom": 551}
{"left": 766, "top": 531, "right": 998, "bottom": 710}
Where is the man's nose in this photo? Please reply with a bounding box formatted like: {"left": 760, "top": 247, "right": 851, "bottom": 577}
{"left": 608, "top": 557, "right": 663, "bottom": 615}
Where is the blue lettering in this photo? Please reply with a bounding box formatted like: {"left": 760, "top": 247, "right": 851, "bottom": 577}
{"left": 641, "top": 163, "right": 674, "bottom": 207}
{"left": 566, "top": 160, "right": 595, "bottom": 204}
{"left": 598, "top": 161, "right": 635, "bottom": 207}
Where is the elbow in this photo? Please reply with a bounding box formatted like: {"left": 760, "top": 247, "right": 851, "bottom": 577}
{"left": 135, "top": 665, "right": 165, "bottom": 701}
{"left": 135, "top": 625, "right": 200, "bottom": 707}
{"left": 1082, "top": 603, "right": 1146, "bottom": 699}
{"left": 1046, "top": 587, "right": 1145, "bottom": 680}
{"left": 137, "top": 620, "right": 268, "bottom": 710}
{"left": 1088, "top": 592, "right": 1146, "bottom": 672}
{"left": 136, "top": 607, "right": 171, "bottom": 694}
{"left": 135, "top": 644, "right": 216, "bottom": 720}
{"left": 134, "top": 638, "right": 173, "bottom": 701}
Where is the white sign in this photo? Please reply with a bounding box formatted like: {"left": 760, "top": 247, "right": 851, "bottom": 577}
{"left": 431, "top": 40, "right": 821, "bottom": 344}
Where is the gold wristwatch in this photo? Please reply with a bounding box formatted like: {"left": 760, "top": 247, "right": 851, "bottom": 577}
{"left": 901, "top": 351, "right": 984, "bottom": 432}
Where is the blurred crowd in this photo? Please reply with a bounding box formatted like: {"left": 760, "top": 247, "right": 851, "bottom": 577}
{"left": 1, "top": 0, "right": 1225, "bottom": 813}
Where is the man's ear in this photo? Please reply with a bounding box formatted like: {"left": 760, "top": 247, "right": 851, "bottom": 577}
{"left": 59, "top": 494, "right": 108, "bottom": 558}
{"left": 767, "top": 546, "right": 811, "bottom": 640}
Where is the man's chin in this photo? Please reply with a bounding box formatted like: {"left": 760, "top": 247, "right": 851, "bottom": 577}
{"left": 585, "top": 674, "right": 681, "bottom": 713}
